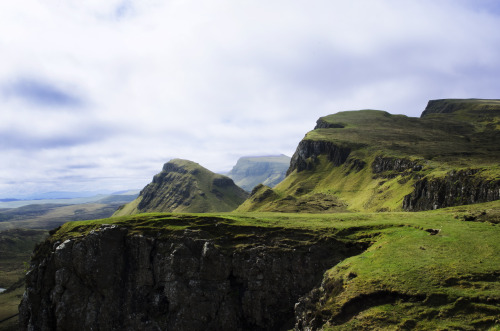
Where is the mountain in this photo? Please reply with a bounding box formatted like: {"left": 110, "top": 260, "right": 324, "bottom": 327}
{"left": 13, "top": 190, "right": 115, "bottom": 200}
{"left": 226, "top": 154, "right": 291, "bottom": 191}
{"left": 114, "top": 159, "right": 249, "bottom": 215}
{"left": 16, "top": 99, "right": 500, "bottom": 331}
{"left": 238, "top": 99, "right": 500, "bottom": 213}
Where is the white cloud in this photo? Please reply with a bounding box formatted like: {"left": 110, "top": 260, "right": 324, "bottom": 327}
{"left": 0, "top": 0, "right": 499, "bottom": 196}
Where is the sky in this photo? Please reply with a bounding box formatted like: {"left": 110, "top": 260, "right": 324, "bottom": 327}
{"left": 1, "top": 0, "right": 500, "bottom": 197}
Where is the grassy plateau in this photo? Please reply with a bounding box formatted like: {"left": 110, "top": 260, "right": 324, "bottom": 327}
{"left": 29, "top": 199, "right": 500, "bottom": 330}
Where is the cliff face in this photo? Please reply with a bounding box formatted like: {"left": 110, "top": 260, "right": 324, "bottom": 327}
{"left": 420, "top": 98, "right": 500, "bottom": 117}
{"left": 371, "top": 156, "right": 422, "bottom": 174}
{"left": 20, "top": 223, "right": 365, "bottom": 331}
{"left": 403, "top": 169, "right": 500, "bottom": 211}
{"left": 287, "top": 140, "right": 352, "bottom": 176}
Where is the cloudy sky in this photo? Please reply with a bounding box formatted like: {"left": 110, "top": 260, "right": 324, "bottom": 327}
{"left": 1, "top": 0, "right": 499, "bottom": 197}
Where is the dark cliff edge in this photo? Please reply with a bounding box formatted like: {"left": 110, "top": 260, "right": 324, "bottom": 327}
{"left": 287, "top": 140, "right": 353, "bottom": 176}
{"left": 371, "top": 156, "right": 423, "bottom": 175}
{"left": 421, "top": 98, "right": 500, "bottom": 117}
{"left": 403, "top": 169, "right": 500, "bottom": 211}
{"left": 19, "top": 221, "right": 368, "bottom": 331}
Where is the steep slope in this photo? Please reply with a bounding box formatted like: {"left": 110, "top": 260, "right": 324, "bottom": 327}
{"left": 114, "top": 159, "right": 248, "bottom": 215}
{"left": 238, "top": 99, "right": 500, "bottom": 212}
{"left": 226, "top": 155, "right": 291, "bottom": 191}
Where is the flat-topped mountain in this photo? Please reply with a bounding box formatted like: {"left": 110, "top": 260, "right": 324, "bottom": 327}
{"left": 114, "top": 159, "right": 248, "bottom": 215}
{"left": 226, "top": 154, "right": 291, "bottom": 191}
{"left": 239, "top": 99, "right": 500, "bottom": 213}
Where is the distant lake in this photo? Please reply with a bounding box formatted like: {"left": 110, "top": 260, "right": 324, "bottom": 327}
{"left": 0, "top": 288, "right": 5, "bottom": 293}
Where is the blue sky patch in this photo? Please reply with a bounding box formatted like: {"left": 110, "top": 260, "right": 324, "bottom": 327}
{"left": 3, "top": 78, "right": 84, "bottom": 108}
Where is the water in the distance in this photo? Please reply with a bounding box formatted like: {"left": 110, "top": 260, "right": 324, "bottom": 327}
{"left": 0, "top": 288, "right": 6, "bottom": 293}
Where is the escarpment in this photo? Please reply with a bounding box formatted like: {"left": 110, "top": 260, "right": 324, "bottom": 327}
{"left": 371, "top": 156, "right": 423, "bottom": 174}
{"left": 242, "top": 99, "right": 500, "bottom": 213}
{"left": 287, "top": 140, "right": 352, "bottom": 175}
{"left": 403, "top": 169, "right": 500, "bottom": 211}
{"left": 20, "top": 221, "right": 367, "bottom": 331}
{"left": 421, "top": 98, "right": 500, "bottom": 117}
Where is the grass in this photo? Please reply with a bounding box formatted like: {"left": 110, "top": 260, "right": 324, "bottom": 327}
{"left": 239, "top": 154, "right": 418, "bottom": 212}
{"left": 0, "top": 229, "right": 47, "bottom": 287}
{"left": 0, "top": 286, "right": 23, "bottom": 331}
{"left": 6, "top": 200, "right": 500, "bottom": 330}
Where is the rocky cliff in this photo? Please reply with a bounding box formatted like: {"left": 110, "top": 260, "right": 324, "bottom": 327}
{"left": 420, "top": 98, "right": 500, "bottom": 117}
{"left": 114, "top": 159, "right": 248, "bottom": 215}
{"left": 403, "top": 169, "right": 500, "bottom": 211}
{"left": 19, "top": 220, "right": 366, "bottom": 331}
{"left": 287, "top": 140, "right": 353, "bottom": 176}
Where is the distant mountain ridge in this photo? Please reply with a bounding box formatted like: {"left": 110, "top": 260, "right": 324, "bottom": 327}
{"left": 226, "top": 154, "right": 291, "bottom": 191}
{"left": 114, "top": 159, "right": 249, "bottom": 215}
{"left": 8, "top": 190, "right": 119, "bottom": 200}
{"left": 0, "top": 191, "right": 139, "bottom": 209}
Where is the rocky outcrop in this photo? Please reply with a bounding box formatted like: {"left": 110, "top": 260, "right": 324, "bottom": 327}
{"left": 403, "top": 169, "right": 500, "bottom": 211}
{"left": 421, "top": 99, "right": 500, "bottom": 117}
{"left": 314, "top": 118, "right": 345, "bottom": 129}
{"left": 287, "top": 140, "right": 352, "bottom": 175}
{"left": 248, "top": 184, "right": 278, "bottom": 203}
{"left": 20, "top": 223, "right": 367, "bottom": 331}
{"left": 371, "top": 156, "right": 423, "bottom": 174}
{"left": 343, "top": 157, "right": 366, "bottom": 173}
{"left": 294, "top": 274, "right": 427, "bottom": 330}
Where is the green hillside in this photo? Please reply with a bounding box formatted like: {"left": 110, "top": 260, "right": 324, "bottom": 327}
{"left": 114, "top": 159, "right": 249, "bottom": 215}
{"left": 239, "top": 99, "right": 500, "bottom": 213}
